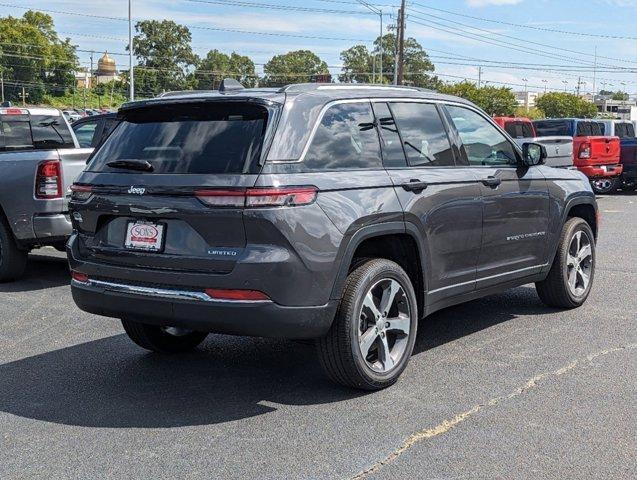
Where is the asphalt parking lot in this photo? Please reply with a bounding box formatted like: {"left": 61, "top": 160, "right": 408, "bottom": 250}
{"left": 1, "top": 193, "right": 635, "bottom": 480}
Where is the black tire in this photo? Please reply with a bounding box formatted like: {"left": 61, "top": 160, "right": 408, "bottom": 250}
{"left": 121, "top": 319, "right": 208, "bottom": 354}
{"left": 590, "top": 177, "right": 620, "bottom": 194}
{"left": 317, "top": 259, "right": 418, "bottom": 390}
{"left": 620, "top": 177, "right": 637, "bottom": 191}
{"left": 536, "top": 218, "right": 596, "bottom": 309}
{"left": 0, "top": 215, "right": 27, "bottom": 282}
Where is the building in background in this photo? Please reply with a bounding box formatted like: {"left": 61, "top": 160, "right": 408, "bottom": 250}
{"left": 594, "top": 95, "right": 637, "bottom": 120}
{"left": 74, "top": 52, "right": 120, "bottom": 89}
{"left": 514, "top": 91, "right": 543, "bottom": 109}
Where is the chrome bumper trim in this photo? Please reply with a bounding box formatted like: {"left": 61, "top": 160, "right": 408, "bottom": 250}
{"left": 72, "top": 279, "right": 271, "bottom": 304}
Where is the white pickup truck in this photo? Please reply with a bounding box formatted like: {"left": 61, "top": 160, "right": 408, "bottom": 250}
{"left": 0, "top": 107, "right": 92, "bottom": 281}
{"left": 494, "top": 117, "right": 574, "bottom": 168}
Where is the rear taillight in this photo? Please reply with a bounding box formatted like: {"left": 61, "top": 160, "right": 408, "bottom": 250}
{"left": 195, "top": 186, "right": 318, "bottom": 208}
{"left": 204, "top": 288, "right": 270, "bottom": 302}
{"left": 70, "top": 184, "right": 93, "bottom": 201}
{"left": 35, "top": 161, "right": 63, "bottom": 199}
{"left": 578, "top": 142, "right": 591, "bottom": 159}
{"left": 71, "top": 271, "right": 89, "bottom": 283}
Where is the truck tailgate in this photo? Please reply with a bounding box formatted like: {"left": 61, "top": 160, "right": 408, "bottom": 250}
{"left": 531, "top": 136, "right": 573, "bottom": 168}
{"left": 589, "top": 136, "right": 620, "bottom": 165}
{"left": 58, "top": 148, "right": 93, "bottom": 206}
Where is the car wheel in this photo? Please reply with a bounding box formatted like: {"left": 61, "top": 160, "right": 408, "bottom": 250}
{"left": 590, "top": 177, "right": 619, "bottom": 194}
{"left": 121, "top": 319, "right": 208, "bottom": 353}
{"left": 317, "top": 259, "right": 418, "bottom": 390}
{"left": 0, "top": 217, "right": 27, "bottom": 282}
{"left": 536, "top": 218, "right": 595, "bottom": 309}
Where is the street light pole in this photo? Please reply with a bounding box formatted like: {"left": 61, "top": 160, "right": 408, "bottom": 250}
{"left": 128, "top": 0, "right": 134, "bottom": 101}
{"left": 522, "top": 78, "right": 528, "bottom": 111}
{"left": 541, "top": 79, "right": 548, "bottom": 94}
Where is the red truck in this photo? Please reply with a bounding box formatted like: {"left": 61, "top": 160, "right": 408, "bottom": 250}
{"left": 533, "top": 119, "right": 622, "bottom": 194}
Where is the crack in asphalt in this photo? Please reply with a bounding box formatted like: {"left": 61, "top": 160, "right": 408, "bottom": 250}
{"left": 352, "top": 343, "right": 637, "bottom": 480}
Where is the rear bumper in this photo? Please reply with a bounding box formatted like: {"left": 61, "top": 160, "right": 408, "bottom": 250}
{"left": 577, "top": 164, "right": 623, "bottom": 178}
{"left": 71, "top": 279, "right": 337, "bottom": 339}
{"left": 33, "top": 213, "right": 72, "bottom": 239}
{"left": 622, "top": 164, "right": 637, "bottom": 179}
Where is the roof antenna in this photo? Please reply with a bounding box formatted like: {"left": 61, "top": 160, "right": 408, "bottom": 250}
{"left": 219, "top": 78, "right": 245, "bottom": 93}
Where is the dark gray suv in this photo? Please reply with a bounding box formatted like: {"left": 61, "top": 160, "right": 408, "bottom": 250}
{"left": 68, "top": 83, "right": 598, "bottom": 390}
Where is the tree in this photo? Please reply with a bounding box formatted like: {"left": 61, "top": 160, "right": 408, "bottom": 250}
{"left": 339, "top": 34, "right": 440, "bottom": 88}
{"left": 262, "top": 50, "right": 329, "bottom": 87}
{"left": 439, "top": 81, "right": 517, "bottom": 116}
{"left": 611, "top": 91, "right": 629, "bottom": 101}
{"left": 132, "top": 20, "right": 198, "bottom": 95}
{"left": 515, "top": 106, "right": 545, "bottom": 120}
{"left": 195, "top": 50, "right": 257, "bottom": 89}
{"left": 536, "top": 92, "right": 597, "bottom": 118}
{"left": 0, "top": 11, "right": 78, "bottom": 103}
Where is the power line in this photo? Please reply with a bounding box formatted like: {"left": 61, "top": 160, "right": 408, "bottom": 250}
{"left": 411, "top": 2, "right": 637, "bottom": 42}
{"left": 184, "top": 0, "right": 376, "bottom": 15}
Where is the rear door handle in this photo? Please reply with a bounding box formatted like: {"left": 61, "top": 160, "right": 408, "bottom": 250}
{"left": 402, "top": 179, "right": 429, "bottom": 193}
{"left": 481, "top": 176, "right": 502, "bottom": 188}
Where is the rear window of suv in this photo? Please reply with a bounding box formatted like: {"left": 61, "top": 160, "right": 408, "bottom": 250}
{"left": 87, "top": 102, "right": 270, "bottom": 174}
{"left": 504, "top": 121, "right": 534, "bottom": 139}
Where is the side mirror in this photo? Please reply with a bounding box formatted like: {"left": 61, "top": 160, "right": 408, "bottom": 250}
{"left": 522, "top": 142, "right": 546, "bottom": 167}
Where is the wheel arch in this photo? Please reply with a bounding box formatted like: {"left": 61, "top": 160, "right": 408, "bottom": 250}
{"left": 330, "top": 222, "right": 428, "bottom": 319}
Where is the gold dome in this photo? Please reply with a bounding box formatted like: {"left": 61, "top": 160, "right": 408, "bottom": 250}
{"left": 97, "top": 52, "right": 117, "bottom": 75}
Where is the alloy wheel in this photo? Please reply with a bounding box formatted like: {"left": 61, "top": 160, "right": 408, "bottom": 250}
{"left": 357, "top": 278, "right": 412, "bottom": 373}
{"left": 566, "top": 230, "right": 593, "bottom": 297}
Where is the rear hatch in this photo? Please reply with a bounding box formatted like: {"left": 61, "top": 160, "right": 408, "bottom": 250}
{"left": 71, "top": 100, "right": 278, "bottom": 274}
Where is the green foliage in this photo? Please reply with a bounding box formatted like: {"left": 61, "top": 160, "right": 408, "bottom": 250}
{"left": 195, "top": 50, "right": 257, "bottom": 89}
{"left": 41, "top": 87, "right": 126, "bottom": 109}
{"left": 132, "top": 20, "right": 198, "bottom": 96}
{"left": 0, "top": 11, "right": 78, "bottom": 103}
{"left": 611, "top": 91, "right": 629, "bottom": 101}
{"left": 262, "top": 50, "right": 329, "bottom": 87}
{"left": 515, "top": 106, "right": 545, "bottom": 120}
{"left": 339, "top": 34, "right": 440, "bottom": 88}
{"left": 535, "top": 92, "right": 597, "bottom": 118}
{"left": 439, "top": 81, "right": 517, "bottom": 116}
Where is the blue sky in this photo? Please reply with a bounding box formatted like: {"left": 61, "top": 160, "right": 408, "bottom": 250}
{"left": 4, "top": 0, "right": 637, "bottom": 94}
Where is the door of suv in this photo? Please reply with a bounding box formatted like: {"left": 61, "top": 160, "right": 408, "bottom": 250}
{"left": 376, "top": 101, "right": 483, "bottom": 305}
{"left": 444, "top": 104, "right": 550, "bottom": 289}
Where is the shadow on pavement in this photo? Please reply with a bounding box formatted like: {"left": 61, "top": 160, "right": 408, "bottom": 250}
{"left": 0, "top": 286, "right": 552, "bottom": 429}
{"left": 0, "top": 253, "right": 69, "bottom": 293}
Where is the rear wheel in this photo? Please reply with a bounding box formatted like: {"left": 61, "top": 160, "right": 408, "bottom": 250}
{"left": 317, "top": 259, "right": 417, "bottom": 390}
{"left": 121, "top": 319, "right": 208, "bottom": 353}
{"left": 590, "top": 177, "right": 619, "bottom": 194}
{"left": 0, "top": 217, "right": 27, "bottom": 282}
{"left": 536, "top": 218, "right": 595, "bottom": 309}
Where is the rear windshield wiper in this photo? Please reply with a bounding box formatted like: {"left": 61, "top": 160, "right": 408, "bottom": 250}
{"left": 106, "top": 160, "right": 154, "bottom": 172}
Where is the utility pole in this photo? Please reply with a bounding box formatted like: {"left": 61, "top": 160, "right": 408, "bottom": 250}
{"left": 0, "top": 71, "right": 4, "bottom": 103}
{"left": 477, "top": 66, "right": 482, "bottom": 88}
{"left": 522, "top": 78, "right": 529, "bottom": 111}
{"left": 19, "top": 87, "right": 28, "bottom": 106}
{"left": 576, "top": 76, "right": 582, "bottom": 96}
{"left": 128, "top": 0, "right": 135, "bottom": 101}
{"left": 396, "top": 0, "right": 406, "bottom": 85}
{"left": 592, "top": 46, "right": 597, "bottom": 94}
{"left": 542, "top": 79, "right": 548, "bottom": 94}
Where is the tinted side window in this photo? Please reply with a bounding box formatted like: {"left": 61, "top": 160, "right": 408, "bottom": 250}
{"left": 576, "top": 122, "right": 593, "bottom": 136}
{"left": 446, "top": 105, "right": 518, "bottom": 166}
{"left": 73, "top": 120, "right": 100, "bottom": 148}
{"left": 372, "top": 102, "right": 407, "bottom": 168}
{"left": 304, "top": 102, "right": 382, "bottom": 171}
{"left": 31, "top": 115, "right": 75, "bottom": 149}
{"left": 626, "top": 123, "right": 635, "bottom": 138}
{"left": 592, "top": 123, "right": 603, "bottom": 136}
{"left": 390, "top": 102, "right": 454, "bottom": 167}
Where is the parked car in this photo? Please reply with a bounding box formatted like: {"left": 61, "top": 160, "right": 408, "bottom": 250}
{"left": 596, "top": 119, "right": 637, "bottom": 191}
{"left": 62, "top": 110, "right": 82, "bottom": 123}
{"left": 534, "top": 118, "right": 621, "bottom": 194}
{"left": 68, "top": 82, "right": 598, "bottom": 390}
{"left": 493, "top": 116, "right": 573, "bottom": 168}
{"left": 0, "top": 107, "right": 92, "bottom": 281}
{"left": 72, "top": 113, "right": 120, "bottom": 149}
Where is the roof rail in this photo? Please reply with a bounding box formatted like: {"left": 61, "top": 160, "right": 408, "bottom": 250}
{"left": 278, "top": 83, "right": 429, "bottom": 93}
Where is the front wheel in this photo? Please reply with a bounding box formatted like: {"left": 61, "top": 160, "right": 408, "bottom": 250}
{"left": 317, "top": 259, "right": 418, "bottom": 390}
{"left": 536, "top": 218, "right": 595, "bottom": 309}
{"left": 121, "top": 319, "right": 208, "bottom": 353}
{"left": 590, "top": 177, "right": 620, "bottom": 194}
